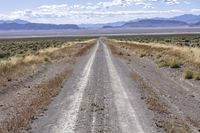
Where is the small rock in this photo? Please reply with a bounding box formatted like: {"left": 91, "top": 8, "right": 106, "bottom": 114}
{"left": 119, "top": 52, "right": 123, "bottom": 56}
{"left": 7, "top": 78, "right": 12, "bottom": 82}
{"left": 141, "top": 96, "right": 145, "bottom": 100}
{"left": 155, "top": 122, "right": 163, "bottom": 128}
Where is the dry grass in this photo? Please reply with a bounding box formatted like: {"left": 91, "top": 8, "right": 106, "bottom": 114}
{"left": 183, "top": 68, "right": 200, "bottom": 80}
{"left": 111, "top": 39, "right": 200, "bottom": 66}
{"left": 0, "top": 39, "right": 95, "bottom": 85}
{"left": 158, "top": 58, "right": 182, "bottom": 68}
{"left": 108, "top": 39, "right": 200, "bottom": 80}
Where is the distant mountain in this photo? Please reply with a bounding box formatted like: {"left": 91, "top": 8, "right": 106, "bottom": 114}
{"left": 79, "top": 14, "right": 200, "bottom": 29}
{"left": 1, "top": 14, "right": 200, "bottom": 30}
{"left": 79, "top": 21, "right": 126, "bottom": 29}
{"left": 171, "top": 14, "right": 200, "bottom": 24}
{"left": 0, "top": 23, "right": 79, "bottom": 30}
{"left": 191, "top": 21, "right": 200, "bottom": 26}
{"left": 0, "top": 19, "right": 29, "bottom": 24}
{"left": 122, "top": 19, "right": 188, "bottom": 27}
{"left": 102, "top": 25, "right": 114, "bottom": 29}
{"left": 103, "top": 21, "right": 126, "bottom": 27}
{"left": 79, "top": 24, "right": 105, "bottom": 29}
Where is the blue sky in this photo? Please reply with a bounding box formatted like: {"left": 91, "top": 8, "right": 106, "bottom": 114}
{"left": 0, "top": 0, "right": 200, "bottom": 24}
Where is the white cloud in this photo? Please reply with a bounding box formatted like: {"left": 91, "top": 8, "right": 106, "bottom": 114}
{"left": 97, "top": 0, "right": 155, "bottom": 8}
{"left": 0, "top": 3, "right": 184, "bottom": 24}
{"left": 162, "top": 0, "right": 179, "bottom": 5}
{"left": 0, "top": 1, "right": 188, "bottom": 24}
{"left": 191, "top": 9, "right": 200, "bottom": 13}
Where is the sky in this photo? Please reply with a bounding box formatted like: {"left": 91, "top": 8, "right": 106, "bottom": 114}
{"left": 0, "top": 0, "right": 200, "bottom": 24}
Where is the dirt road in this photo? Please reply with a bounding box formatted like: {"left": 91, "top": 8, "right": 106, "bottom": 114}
{"left": 29, "top": 39, "right": 200, "bottom": 133}
{"left": 28, "top": 40, "right": 155, "bottom": 133}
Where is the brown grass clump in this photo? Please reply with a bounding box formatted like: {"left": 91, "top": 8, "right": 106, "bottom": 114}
{"left": 158, "top": 58, "right": 182, "bottom": 68}
{"left": 183, "top": 69, "right": 194, "bottom": 79}
{"left": 183, "top": 68, "right": 200, "bottom": 80}
{"left": 161, "top": 119, "right": 190, "bottom": 133}
{"left": 193, "top": 72, "right": 200, "bottom": 80}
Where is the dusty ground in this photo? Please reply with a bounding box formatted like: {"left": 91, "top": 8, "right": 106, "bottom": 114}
{"left": 1, "top": 38, "right": 200, "bottom": 133}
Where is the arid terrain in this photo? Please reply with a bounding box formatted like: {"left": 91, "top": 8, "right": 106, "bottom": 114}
{"left": 0, "top": 34, "right": 200, "bottom": 133}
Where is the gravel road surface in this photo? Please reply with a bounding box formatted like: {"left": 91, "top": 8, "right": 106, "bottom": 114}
{"left": 30, "top": 40, "right": 156, "bottom": 133}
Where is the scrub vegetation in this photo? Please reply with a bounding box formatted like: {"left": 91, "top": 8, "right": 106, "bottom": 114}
{"left": 0, "top": 37, "right": 96, "bottom": 132}
{"left": 108, "top": 34, "right": 200, "bottom": 80}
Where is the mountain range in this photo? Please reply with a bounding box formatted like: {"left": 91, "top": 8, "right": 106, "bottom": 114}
{"left": 122, "top": 19, "right": 188, "bottom": 27}
{"left": 0, "top": 14, "right": 200, "bottom": 30}
{"left": 81, "top": 14, "right": 200, "bottom": 28}
{"left": 170, "top": 14, "right": 200, "bottom": 23}
{"left": 0, "top": 23, "right": 79, "bottom": 30}
{"left": 0, "top": 19, "right": 29, "bottom": 24}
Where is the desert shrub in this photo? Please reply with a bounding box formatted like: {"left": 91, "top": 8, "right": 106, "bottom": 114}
{"left": 158, "top": 60, "right": 170, "bottom": 68}
{"left": 183, "top": 69, "right": 200, "bottom": 80}
{"left": 0, "top": 36, "right": 95, "bottom": 59}
{"left": 169, "top": 60, "right": 182, "bottom": 68}
{"left": 183, "top": 69, "right": 193, "bottom": 79}
{"left": 193, "top": 72, "right": 200, "bottom": 80}
{"left": 0, "top": 49, "right": 9, "bottom": 58}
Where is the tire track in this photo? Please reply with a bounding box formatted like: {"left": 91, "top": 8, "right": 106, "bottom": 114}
{"left": 54, "top": 41, "right": 99, "bottom": 133}
{"left": 30, "top": 41, "right": 99, "bottom": 133}
{"left": 102, "top": 42, "right": 145, "bottom": 133}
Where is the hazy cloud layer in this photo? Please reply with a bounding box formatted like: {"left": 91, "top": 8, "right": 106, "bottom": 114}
{"left": 0, "top": 0, "right": 198, "bottom": 24}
